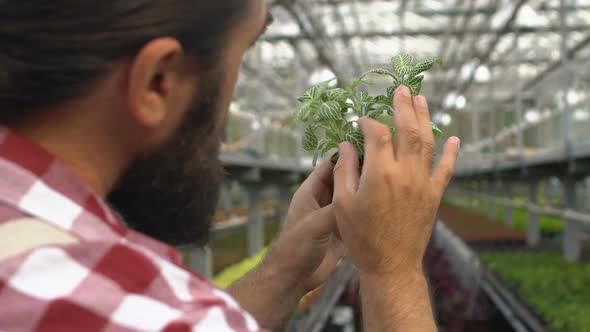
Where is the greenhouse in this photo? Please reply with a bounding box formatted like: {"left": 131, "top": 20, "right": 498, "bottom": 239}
{"left": 1, "top": 0, "right": 590, "bottom": 331}
{"left": 193, "top": 0, "right": 590, "bottom": 331}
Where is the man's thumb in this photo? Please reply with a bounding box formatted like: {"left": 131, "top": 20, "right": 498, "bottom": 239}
{"left": 333, "top": 142, "right": 360, "bottom": 205}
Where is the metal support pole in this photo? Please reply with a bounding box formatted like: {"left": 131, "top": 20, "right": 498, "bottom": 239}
{"left": 190, "top": 246, "right": 213, "bottom": 279}
{"left": 471, "top": 107, "right": 480, "bottom": 159}
{"left": 513, "top": 30, "right": 525, "bottom": 169}
{"left": 490, "top": 74, "right": 498, "bottom": 170}
{"left": 472, "top": 180, "right": 479, "bottom": 211}
{"left": 563, "top": 177, "right": 581, "bottom": 262}
{"left": 246, "top": 184, "right": 264, "bottom": 256}
{"left": 482, "top": 179, "right": 489, "bottom": 214}
{"left": 480, "top": 179, "right": 487, "bottom": 214}
{"left": 558, "top": 0, "right": 574, "bottom": 171}
{"left": 218, "top": 183, "right": 233, "bottom": 215}
{"left": 504, "top": 181, "right": 515, "bottom": 226}
{"left": 489, "top": 179, "right": 498, "bottom": 220}
{"left": 527, "top": 180, "right": 541, "bottom": 247}
{"left": 279, "top": 185, "right": 293, "bottom": 228}
{"left": 255, "top": 45, "right": 266, "bottom": 155}
{"left": 293, "top": 56, "right": 307, "bottom": 167}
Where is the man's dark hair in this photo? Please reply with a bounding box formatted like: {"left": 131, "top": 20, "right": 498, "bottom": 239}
{"left": 0, "top": 1, "right": 250, "bottom": 121}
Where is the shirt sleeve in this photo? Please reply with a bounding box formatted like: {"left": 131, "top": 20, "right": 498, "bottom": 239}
{"left": 0, "top": 240, "right": 266, "bottom": 332}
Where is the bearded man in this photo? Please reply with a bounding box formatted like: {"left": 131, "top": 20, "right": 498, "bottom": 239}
{"left": 0, "top": 1, "right": 460, "bottom": 331}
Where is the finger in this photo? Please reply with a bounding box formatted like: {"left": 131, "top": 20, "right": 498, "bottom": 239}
{"left": 312, "top": 237, "right": 346, "bottom": 279}
{"left": 413, "top": 95, "right": 435, "bottom": 171}
{"left": 393, "top": 85, "right": 422, "bottom": 159}
{"left": 332, "top": 142, "right": 360, "bottom": 206}
{"left": 358, "top": 117, "right": 395, "bottom": 172}
{"left": 297, "top": 158, "right": 335, "bottom": 207}
{"left": 304, "top": 205, "right": 338, "bottom": 240}
{"left": 432, "top": 137, "right": 461, "bottom": 195}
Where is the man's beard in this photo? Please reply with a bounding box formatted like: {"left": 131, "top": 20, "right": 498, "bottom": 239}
{"left": 108, "top": 74, "right": 225, "bottom": 247}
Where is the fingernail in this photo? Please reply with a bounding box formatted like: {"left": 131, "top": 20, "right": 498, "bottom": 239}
{"left": 415, "top": 95, "right": 428, "bottom": 107}
{"left": 397, "top": 85, "right": 411, "bottom": 97}
{"left": 450, "top": 136, "right": 461, "bottom": 148}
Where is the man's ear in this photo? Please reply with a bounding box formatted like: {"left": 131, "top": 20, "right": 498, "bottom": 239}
{"left": 127, "top": 37, "right": 185, "bottom": 129}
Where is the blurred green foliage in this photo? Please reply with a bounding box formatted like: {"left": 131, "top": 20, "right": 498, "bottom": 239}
{"left": 214, "top": 247, "right": 269, "bottom": 289}
{"left": 481, "top": 252, "right": 590, "bottom": 332}
{"left": 447, "top": 198, "right": 564, "bottom": 236}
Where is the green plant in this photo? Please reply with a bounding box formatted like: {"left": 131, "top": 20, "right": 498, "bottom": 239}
{"left": 214, "top": 247, "right": 269, "bottom": 289}
{"left": 296, "top": 54, "right": 443, "bottom": 166}
{"left": 481, "top": 252, "right": 590, "bottom": 332}
{"left": 446, "top": 198, "right": 564, "bottom": 236}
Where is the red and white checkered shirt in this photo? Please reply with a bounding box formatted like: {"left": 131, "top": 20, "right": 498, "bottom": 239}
{"left": 0, "top": 127, "right": 264, "bottom": 332}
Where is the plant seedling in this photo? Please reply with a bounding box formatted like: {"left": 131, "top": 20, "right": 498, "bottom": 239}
{"left": 295, "top": 53, "right": 443, "bottom": 166}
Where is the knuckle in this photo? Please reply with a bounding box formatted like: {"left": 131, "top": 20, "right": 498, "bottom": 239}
{"left": 377, "top": 132, "right": 393, "bottom": 150}
{"left": 416, "top": 105, "right": 430, "bottom": 118}
{"left": 381, "top": 170, "right": 396, "bottom": 186}
{"left": 333, "top": 195, "right": 350, "bottom": 211}
{"left": 404, "top": 128, "right": 422, "bottom": 149}
{"left": 400, "top": 181, "right": 414, "bottom": 195}
{"left": 422, "top": 140, "right": 436, "bottom": 156}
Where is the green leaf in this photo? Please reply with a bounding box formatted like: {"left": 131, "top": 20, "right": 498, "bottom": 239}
{"left": 325, "top": 129, "right": 343, "bottom": 144}
{"left": 374, "top": 95, "right": 391, "bottom": 106}
{"left": 431, "top": 122, "right": 443, "bottom": 137}
{"left": 321, "top": 139, "right": 339, "bottom": 153}
{"left": 408, "top": 83, "right": 422, "bottom": 96}
{"left": 408, "top": 75, "right": 425, "bottom": 86}
{"left": 317, "top": 101, "right": 342, "bottom": 122}
{"left": 322, "top": 88, "right": 349, "bottom": 103}
{"left": 405, "top": 75, "right": 425, "bottom": 96}
{"left": 303, "top": 126, "right": 319, "bottom": 151}
{"left": 353, "top": 91, "right": 372, "bottom": 107}
{"left": 387, "top": 84, "right": 401, "bottom": 99}
{"left": 298, "top": 78, "right": 336, "bottom": 103}
{"left": 312, "top": 149, "right": 321, "bottom": 167}
{"left": 362, "top": 68, "right": 398, "bottom": 80}
{"left": 346, "top": 78, "right": 370, "bottom": 93}
{"left": 345, "top": 130, "right": 365, "bottom": 155}
{"left": 376, "top": 114, "right": 395, "bottom": 127}
{"left": 371, "top": 103, "right": 393, "bottom": 115}
{"left": 410, "top": 58, "right": 442, "bottom": 76}
{"left": 351, "top": 91, "right": 373, "bottom": 117}
{"left": 392, "top": 54, "right": 413, "bottom": 77}
{"left": 368, "top": 109, "right": 383, "bottom": 119}
{"left": 296, "top": 100, "right": 320, "bottom": 122}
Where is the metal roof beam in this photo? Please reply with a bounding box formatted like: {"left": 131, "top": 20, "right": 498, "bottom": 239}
{"left": 279, "top": 2, "right": 347, "bottom": 83}
{"left": 332, "top": 2, "right": 363, "bottom": 75}
{"left": 506, "top": 33, "right": 590, "bottom": 102}
{"left": 442, "top": 0, "right": 528, "bottom": 109}
{"left": 264, "top": 24, "right": 590, "bottom": 42}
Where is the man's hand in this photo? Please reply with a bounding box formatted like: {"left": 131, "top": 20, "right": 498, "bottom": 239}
{"left": 332, "top": 85, "right": 460, "bottom": 331}
{"left": 268, "top": 158, "right": 343, "bottom": 292}
{"left": 229, "top": 159, "right": 343, "bottom": 330}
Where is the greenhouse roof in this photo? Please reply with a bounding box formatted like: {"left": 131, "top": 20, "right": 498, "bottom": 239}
{"left": 234, "top": 0, "right": 590, "bottom": 141}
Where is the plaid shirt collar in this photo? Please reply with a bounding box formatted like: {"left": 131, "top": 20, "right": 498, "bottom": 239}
{"left": 0, "top": 126, "right": 181, "bottom": 263}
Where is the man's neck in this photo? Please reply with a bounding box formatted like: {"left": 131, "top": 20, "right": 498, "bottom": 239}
{"left": 11, "top": 111, "right": 132, "bottom": 198}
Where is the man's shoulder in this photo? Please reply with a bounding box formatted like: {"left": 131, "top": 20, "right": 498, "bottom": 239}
{"left": 0, "top": 204, "right": 30, "bottom": 223}
{"left": 0, "top": 217, "right": 78, "bottom": 261}
{"left": 0, "top": 228, "right": 261, "bottom": 331}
